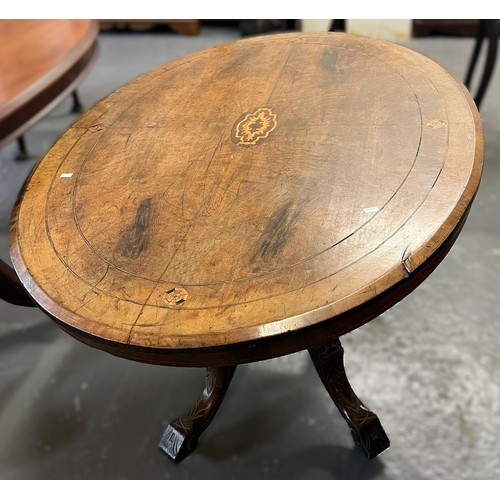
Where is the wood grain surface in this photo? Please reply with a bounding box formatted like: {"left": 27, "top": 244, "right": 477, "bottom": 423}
{"left": 0, "top": 19, "right": 98, "bottom": 147}
{"left": 9, "top": 33, "right": 483, "bottom": 366}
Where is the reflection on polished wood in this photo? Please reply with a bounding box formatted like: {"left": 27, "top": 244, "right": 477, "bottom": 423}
{"left": 0, "top": 19, "right": 99, "bottom": 148}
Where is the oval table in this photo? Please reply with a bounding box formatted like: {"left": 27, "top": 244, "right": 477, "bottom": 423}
{"left": 6, "top": 33, "right": 483, "bottom": 463}
{"left": 0, "top": 19, "right": 99, "bottom": 152}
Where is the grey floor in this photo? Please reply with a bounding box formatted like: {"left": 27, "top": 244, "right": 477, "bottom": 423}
{"left": 1, "top": 27, "right": 499, "bottom": 480}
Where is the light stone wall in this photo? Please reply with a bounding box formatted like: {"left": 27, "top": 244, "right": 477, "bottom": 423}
{"left": 301, "top": 19, "right": 413, "bottom": 40}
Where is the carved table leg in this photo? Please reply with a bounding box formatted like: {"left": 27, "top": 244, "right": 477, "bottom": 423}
{"left": 308, "top": 339, "right": 390, "bottom": 459}
{"left": 159, "top": 365, "right": 236, "bottom": 463}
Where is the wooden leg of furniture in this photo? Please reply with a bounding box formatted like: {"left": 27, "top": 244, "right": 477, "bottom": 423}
{"left": 308, "top": 338, "right": 390, "bottom": 459}
{"left": 16, "top": 135, "right": 28, "bottom": 161}
{"left": 71, "top": 90, "right": 83, "bottom": 113}
{"left": 329, "top": 19, "right": 346, "bottom": 32}
{"left": 465, "top": 19, "right": 498, "bottom": 109}
{"left": 159, "top": 365, "right": 236, "bottom": 463}
{"left": 464, "top": 19, "right": 485, "bottom": 91}
{"left": 474, "top": 19, "right": 498, "bottom": 109}
{"left": 0, "top": 259, "right": 35, "bottom": 307}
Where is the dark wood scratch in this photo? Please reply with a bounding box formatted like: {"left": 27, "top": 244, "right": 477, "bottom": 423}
{"left": 81, "top": 263, "right": 110, "bottom": 301}
{"left": 266, "top": 46, "right": 294, "bottom": 105}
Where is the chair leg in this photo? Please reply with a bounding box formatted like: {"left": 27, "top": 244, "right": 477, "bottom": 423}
{"left": 309, "top": 338, "right": 390, "bottom": 459}
{"left": 159, "top": 365, "right": 236, "bottom": 463}
{"left": 465, "top": 19, "right": 485, "bottom": 89}
{"left": 474, "top": 20, "right": 498, "bottom": 109}
{"left": 329, "top": 19, "right": 346, "bottom": 32}
{"left": 465, "top": 20, "right": 498, "bottom": 109}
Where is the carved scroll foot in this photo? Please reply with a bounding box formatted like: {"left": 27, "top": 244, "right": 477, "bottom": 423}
{"left": 159, "top": 365, "right": 236, "bottom": 463}
{"left": 309, "top": 338, "right": 390, "bottom": 459}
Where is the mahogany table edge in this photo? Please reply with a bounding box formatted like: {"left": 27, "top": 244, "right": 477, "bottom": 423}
{"left": 0, "top": 20, "right": 99, "bottom": 148}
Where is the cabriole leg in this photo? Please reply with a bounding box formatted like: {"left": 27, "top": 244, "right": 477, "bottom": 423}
{"left": 160, "top": 365, "right": 236, "bottom": 463}
{"left": 309, "top": 338, "right": 390, "bottom": 459}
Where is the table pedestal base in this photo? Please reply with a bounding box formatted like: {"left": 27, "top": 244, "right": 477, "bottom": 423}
{"left": 159, "top": 339, "right": 389, "bottom": 463}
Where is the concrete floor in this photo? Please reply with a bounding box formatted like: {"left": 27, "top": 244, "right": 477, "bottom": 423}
{"left": 1, "top": 27, "right": 499, "bottom": 479}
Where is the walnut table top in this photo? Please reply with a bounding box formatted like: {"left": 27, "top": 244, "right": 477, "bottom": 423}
{"left": 9, "top": 33, "right": 483, "bottom": 367}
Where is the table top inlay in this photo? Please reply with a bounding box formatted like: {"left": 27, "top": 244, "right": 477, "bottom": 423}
{"left": 9, "top": 33, "right": 483, "bottom": 366}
